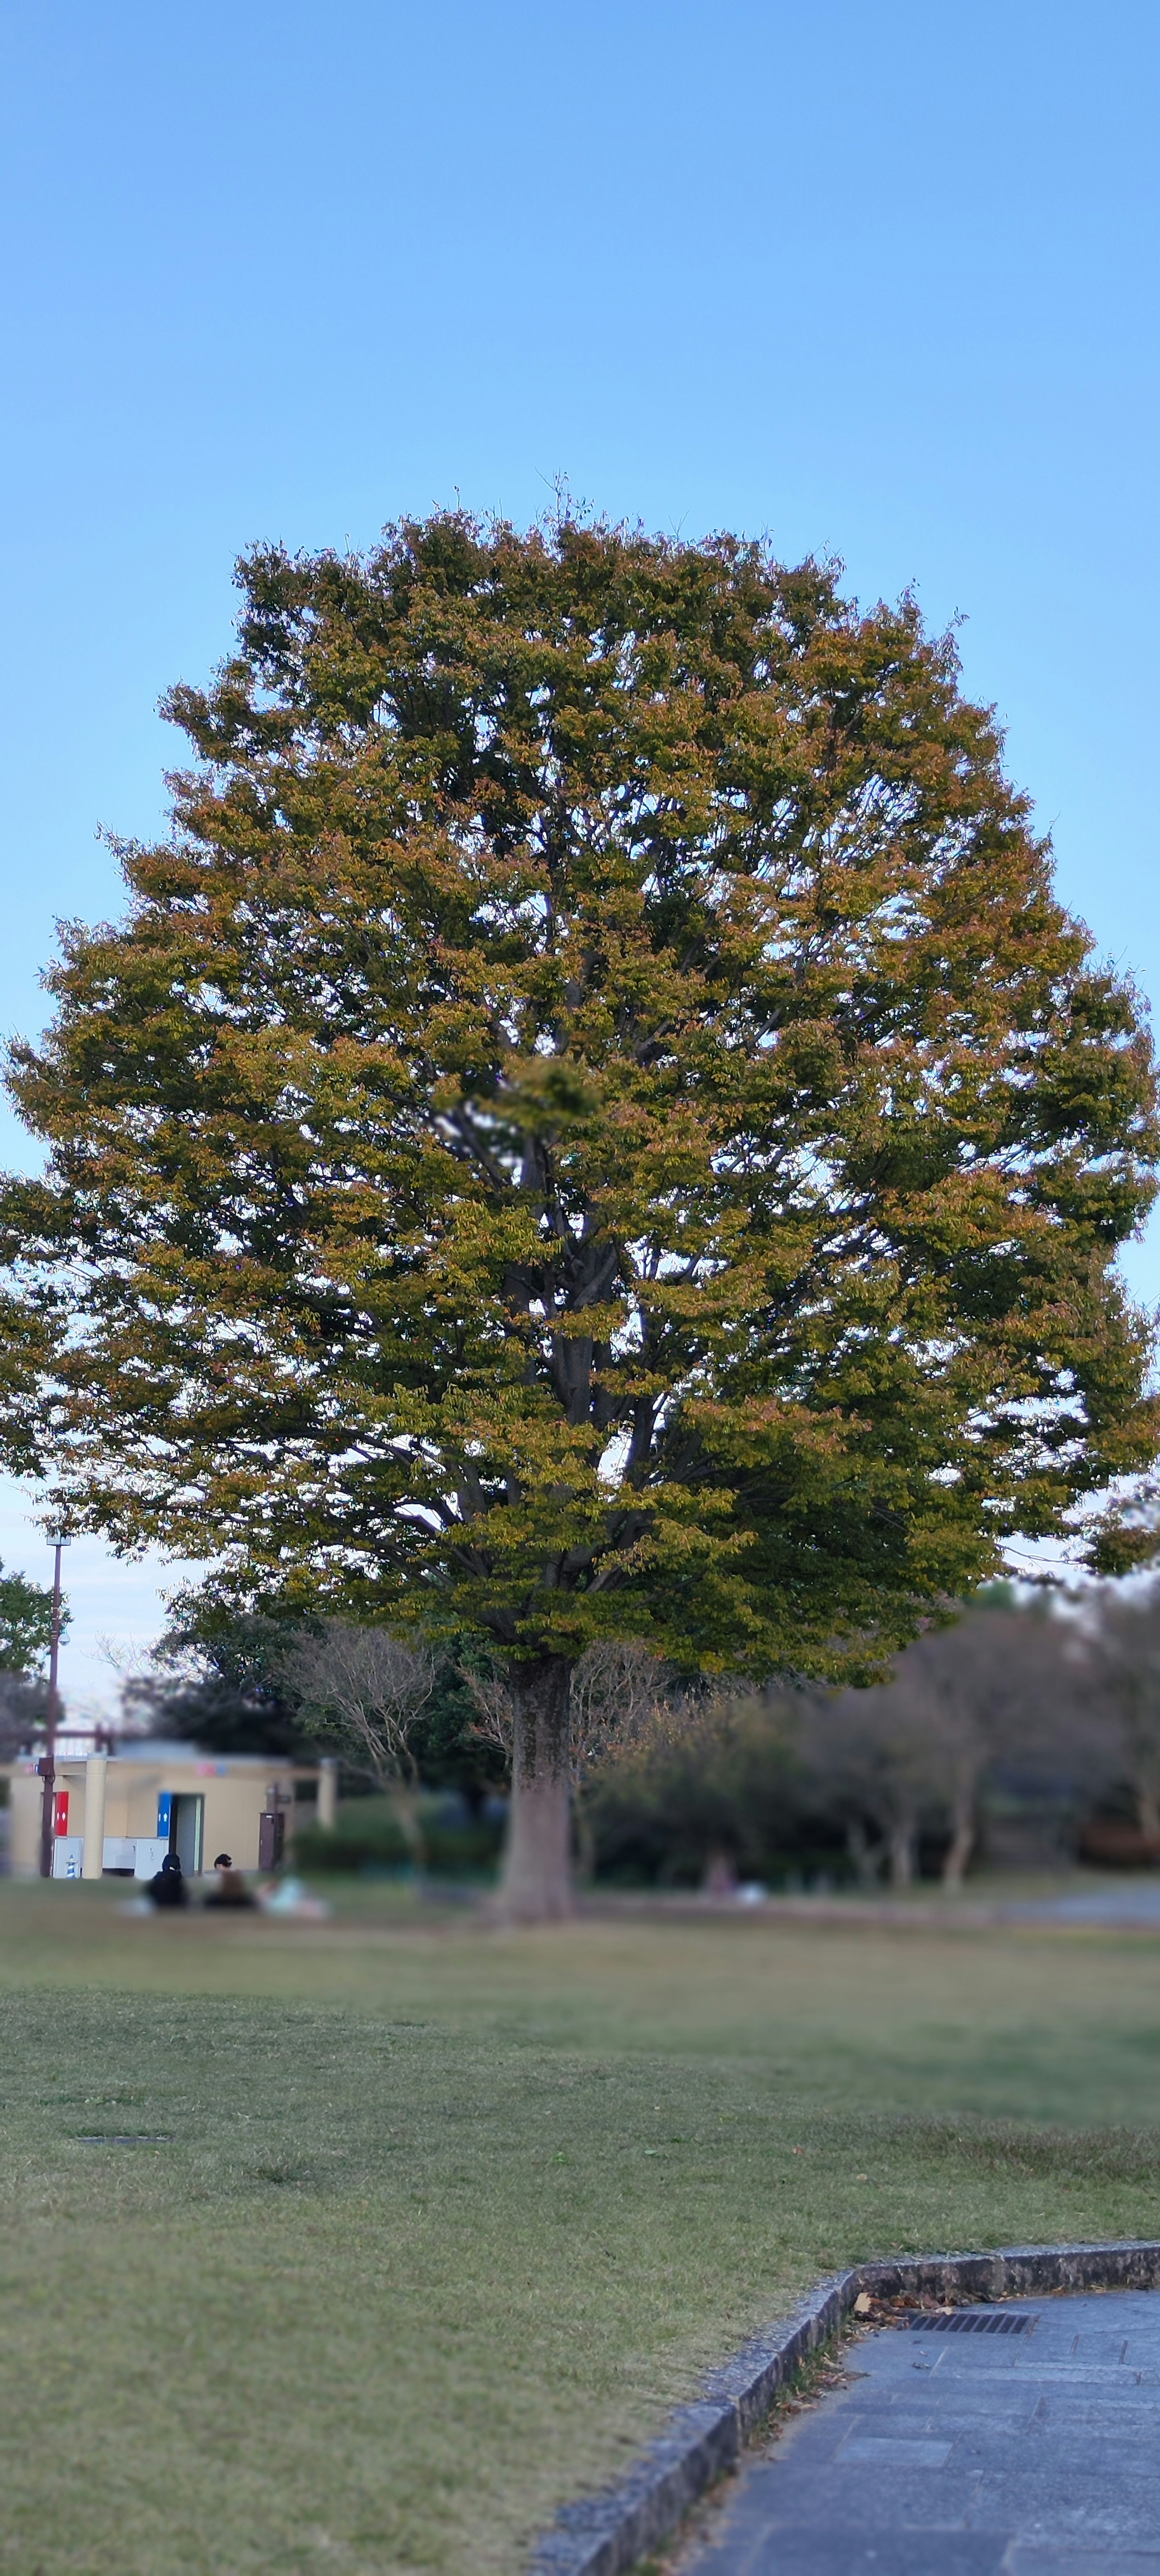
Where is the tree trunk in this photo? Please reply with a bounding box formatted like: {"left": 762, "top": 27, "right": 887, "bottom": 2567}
{"left": 845, "top": 1818, "right": 881, "bottom": 1886}
{"left": 388, "top": 1782, "right": 427, "bottom": 1872}
{"left": 496, "top": 1657, "right": 575, "bottom": 1923}
{"left": 887, "top": 1820, "right": 915, "bottom": 1888}
{"left": 1137, "top": 1786, "right": 1160, "bottom": 1842}
{"left": 941, "top": 1798, "right": 975, "bottom": 1888}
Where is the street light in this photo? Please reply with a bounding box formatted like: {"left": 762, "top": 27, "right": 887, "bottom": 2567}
{"left": 37, "top": 1535, "right": 70, "bottom": 1883}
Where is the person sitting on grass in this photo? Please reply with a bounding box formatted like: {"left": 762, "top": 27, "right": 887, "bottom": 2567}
{"left": 204, "top": 1852, "right": 256, "bottom": 1909}
{"left": 148, "top": 1851, "right": 187, "bottom": 1908}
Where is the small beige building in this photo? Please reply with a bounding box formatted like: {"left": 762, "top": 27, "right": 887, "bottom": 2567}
{"left": 8, "top": 1738, "right": 328, "bottom": 1881}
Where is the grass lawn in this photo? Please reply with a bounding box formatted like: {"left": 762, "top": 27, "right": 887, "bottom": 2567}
{"left": 3, "top": 1880, "right": 1160, "bottom": 2572}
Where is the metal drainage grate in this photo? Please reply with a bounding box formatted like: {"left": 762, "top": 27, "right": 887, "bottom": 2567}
{"left": 907, "top": 2308, "right": 1034, "bottom": 2335}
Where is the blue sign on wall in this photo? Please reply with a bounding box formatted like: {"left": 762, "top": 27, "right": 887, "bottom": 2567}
{"left": 157, "top": 1792, "right": 173, "bottom": 1840}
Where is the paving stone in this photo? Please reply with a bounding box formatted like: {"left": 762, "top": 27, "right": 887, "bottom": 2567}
{"left": 837, "top": 2435, "right": 956, "bottom": 2466}
{"left": 725, "top": 2465, "right": 987, "bottom": 2530}
{"left": 845, "top": 2406, "right": 1035, "bottom": 2438}
{"left": 968, "top": 2471, "right": 1160, "bottom": 2542}
{"left": 1004, "top": 2555, "right": 1160, "bottom": 2574}
{"left": 680, "top": 2294, "right": 1160, "bottom": 2573}
{"left": 690, "top": 2526, "right": 1010, "bottom": 2573}
{"left": 1038, "top": 2400, "right": 1160, "bottom": 2424}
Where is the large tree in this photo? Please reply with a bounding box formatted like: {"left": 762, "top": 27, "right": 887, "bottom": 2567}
{"left": 3, "top": 515, "right": 1157, "bottom": 1916}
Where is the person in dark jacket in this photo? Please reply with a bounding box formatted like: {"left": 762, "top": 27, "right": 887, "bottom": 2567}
{"left": 148, "top": 1851, "right": 187, "bottom": 1908}
{"left": 204, "top": 1852, "right": 256, "bottom": 1909}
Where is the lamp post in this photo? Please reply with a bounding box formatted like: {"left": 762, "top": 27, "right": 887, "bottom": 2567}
{"left": 37, "top": 1535, "right": 70, "bottom": 1882}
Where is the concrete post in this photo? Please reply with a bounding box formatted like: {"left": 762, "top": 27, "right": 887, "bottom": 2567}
{"left": 82, "top": 1753, "right": 108, "bottom": 1880}
{"left": 317, "top": 1759, "right": 338, "bottom": 1830}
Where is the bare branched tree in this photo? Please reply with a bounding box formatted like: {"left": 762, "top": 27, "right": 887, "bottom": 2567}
{"left": 803, "top": 1606, "right": 1102, "bottom": 1886}
{"left": 569, "top": 1643, "right": 676, "bottom": 1783}
{"left": 580, "top": 1603, "right": 1119, "bottom": 1890}
{"left": 465, "top": 1640, "right": 676, "bottom": 1785}
{"left": 461, "top": 1662, "right": 515, "bottom": 1757}
{"left": 801, "top": 1684, "right": 946, "bottom": 1887}
{"left": 279, "top": 1622, "right": 436, "bottom": 1852}
{"left": 889, "top": 1610, "right": 1096, "bottom": 1883}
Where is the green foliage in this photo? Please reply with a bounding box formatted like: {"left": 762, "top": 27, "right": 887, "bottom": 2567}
{"left": 407, "top": 1639, "right": 509, "bottom": 1806}
{"left": 293, "top": 1792, "right": 504, "bottom": 1876}
{"left": 3, "top": 514, "right": 1157, "bottom": 1695}
{"left": 583, "top": 1694, "right": 817, "bottom": 1886}
{"left": 0, "top": 1558, "right": 64, "bottom": 1676}
{"left": 292, "top": 1799, "right": 411, "bottom": 1873}
{"left": 128, "top": 1599, "right": 310, "bottom": 1757}
{"left": 139, "top": 1587, "right": 506, "bottom": 1794}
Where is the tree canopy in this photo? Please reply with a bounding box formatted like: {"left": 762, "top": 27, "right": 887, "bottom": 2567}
{"left": 3, "top": 512, "right": 1157, "bottom": 1912}
{"left": 0, "top": 1557, "right": 63, "bottom": 1676}
{"left": 124, "top": 1601, "right": 307, "bottom": 1758}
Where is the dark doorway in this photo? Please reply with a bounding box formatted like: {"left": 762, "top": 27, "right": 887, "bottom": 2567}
{"left": 170, "top": 1794, "right": 204, "bottom": 1877}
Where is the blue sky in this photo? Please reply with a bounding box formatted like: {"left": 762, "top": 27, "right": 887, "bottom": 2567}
{"left": 1, "top": 0, "right": 1157, "bottom": 1702}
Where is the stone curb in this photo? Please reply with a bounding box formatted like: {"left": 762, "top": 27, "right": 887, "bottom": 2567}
{"left": 529, "top": 2237, "right": 1160, "bottom": 2576}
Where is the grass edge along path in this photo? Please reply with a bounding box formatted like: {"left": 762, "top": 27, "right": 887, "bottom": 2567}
{"left": 3, "top": 1891, "right": 1160, "bottom": 2569}
{"left": 536, "top": 2239, "right": 1160, "bottom": 2575}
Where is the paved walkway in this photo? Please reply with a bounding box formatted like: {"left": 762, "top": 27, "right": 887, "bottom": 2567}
{"left": 683, "top": 2290, "right": 1160, "bottom": 2573}
{"left": 1015, "top": 1890, "right": 1160, "bottom": 1927}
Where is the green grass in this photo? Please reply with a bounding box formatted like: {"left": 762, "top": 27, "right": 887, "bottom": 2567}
{"left": 4, "top": 1881, "right": 1160, "bottom": 2572}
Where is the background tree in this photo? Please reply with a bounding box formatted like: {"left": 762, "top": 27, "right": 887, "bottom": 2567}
{"left": 0, "top": 1674, "right": 51, "bottom": 1767}
{"left": 801, "top": 1683, "right": 944, "bottom": 1886}
{"left": 278, "top": 1622, "right": 434, "bottom": 1858}
{"left": 581, "top": 1686, "right": 803, "bottom": 1890}
{"left": 569, "top": 1642, "right": 677, "bottom": 1784}
{"left": 0, "top": 1557, "right": 64, "bottom": 1677}
{"left": 1085, "top": 1582, "right": 1160, "bottom": 1840}
{"left": 404, "top": 1642, "right": 510, "bottom": 1813}
{"left": 0, "top": 1559, "right": 66, "bottom": 1763}
{"left": 845, "top": 1601, "right": 1091, "bottom": 1886}
{"left": 134, "top": 1593, "right": 507, "bottom": 1799}
{"left": 583, "top": 1598, "right": 1111, "bottom": 1891}
{"left": 3, "top": 514, "right": 1157, "bottom": 1919}
{"left": 125, "top": 1600, "right": 308, "bottom": 1758}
